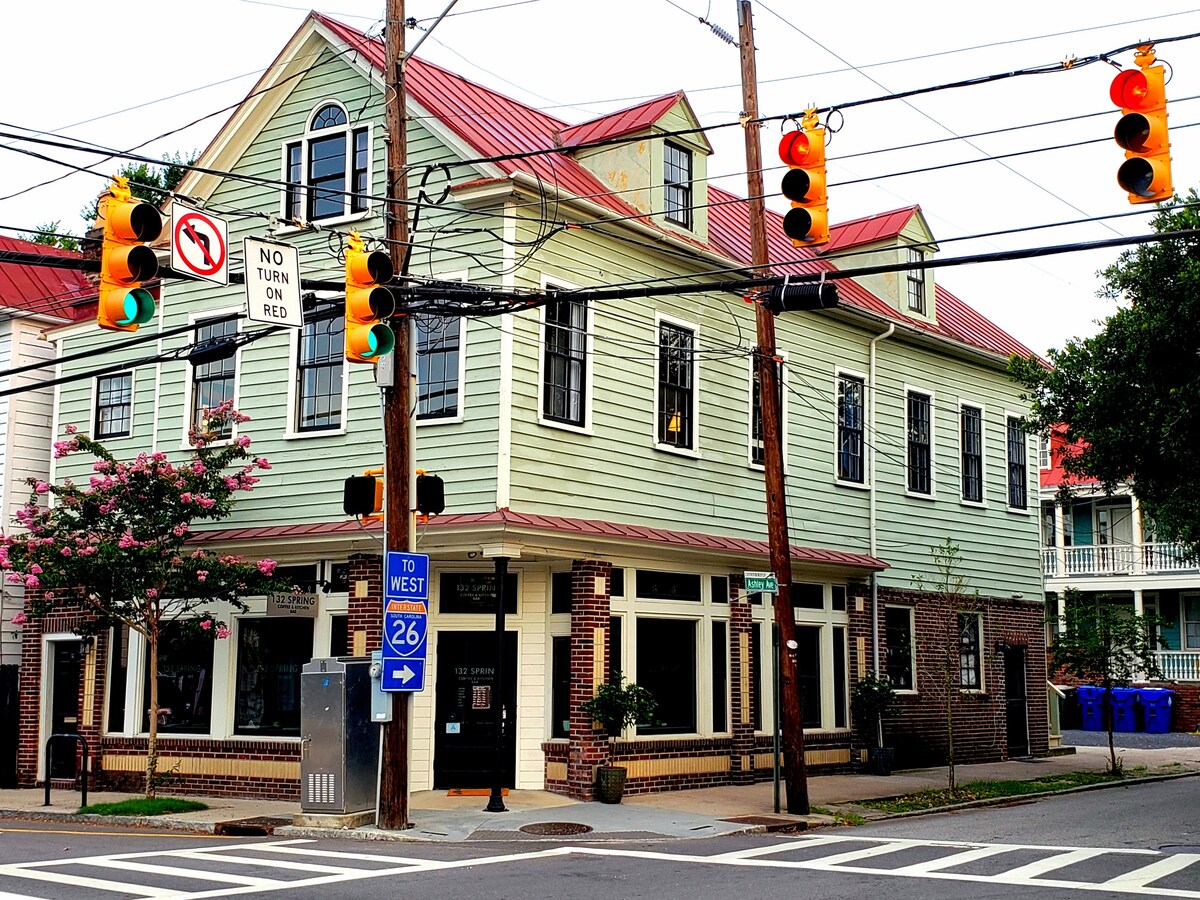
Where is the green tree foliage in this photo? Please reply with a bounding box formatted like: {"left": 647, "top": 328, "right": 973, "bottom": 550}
{"left": 1010, "top": 191, "right": 1200, "bottom": 552}
{"left": 1051, "top": 589, "right": 1163, "bottom": 774}
{"left": 81, "top": 151, "right": 197, "bottom": 226}
{"left": 579, "top": 675, "right": 658, "bottom": 740}
{"left": 1, "top": 404, "right": 283, "bottom": 797}
{"left": 17, "top": 221, "right": 80, "bottom": 252}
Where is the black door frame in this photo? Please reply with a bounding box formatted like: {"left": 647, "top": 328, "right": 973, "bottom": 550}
{"left": 1003, "top": 645, "right": 1030, "bottom": 758}
{"left": 48, "top": 640, "right": 84, "bottom": 779}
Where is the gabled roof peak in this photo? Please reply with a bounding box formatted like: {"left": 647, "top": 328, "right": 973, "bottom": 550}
{"left": 556, "top": 91, "right": 696, "bottom": 149}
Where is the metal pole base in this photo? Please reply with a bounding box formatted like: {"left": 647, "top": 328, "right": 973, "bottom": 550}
{"left": 484, "top": 789, "right": 507, "bottom": 813}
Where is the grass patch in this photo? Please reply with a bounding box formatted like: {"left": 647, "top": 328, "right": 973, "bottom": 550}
{"left": 811, "top": 805, "right": 868, "bottom": 827}
{"left": 860, "top": 771, "right": 1121, "bottom": 814}
{"left": 79, "top": 798, "right": 208, "bottom": 817}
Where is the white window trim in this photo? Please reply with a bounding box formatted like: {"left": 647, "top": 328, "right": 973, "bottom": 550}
{"left": 653, "top": 311, "right": 701, "bottom": 458}
{"left": 885, "top": 605, "right": 918, "bottom": 695}
{"left": 747, "top": 350, "right": 788, "bottom": 471}
{"left": 959, "top": 400, "right": 987, "bottom": 508}
{"left": 537, "top": 275, "right": 593, "bottom": 435}
{"left": 833, "top": 366, "right": 869, "bottom": 489}
{"left": 284, "top": 303, "right": 349, "bottom": 440}
{"left": 276, "top": 100, "right": 374, "bottom": 231}
{"left": 958, "top": 611, "right": 986, "bottom": 693}
{"left": 903, "top": 384, "right": 936, "bottom": 500}
{"left": 1182, "top": 593, "right": 1200, "bottom": 651}
{"left": 1005, "top": 411, "right": 1034, "bottom": 515}
{"left": 91, "top": 369, "right": 136, "bottom": 440}
{"left": 416, "top": 271, "right": 469, "bottom": 427}
{"left": 180, "top": 307, "right": 242, "bottom": 450}
{"left": 905, "top": 244, "right": 929, "bottom": 316}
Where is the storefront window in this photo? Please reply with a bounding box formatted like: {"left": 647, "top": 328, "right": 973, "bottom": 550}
{"left": 636, "top": 617, "right": 696, "bottom": 734}
{"left": 235, "top": 618, "right": 314, "bottom": 736}
{"left": 143, "top": 622, "right": 215, "bottom": 734}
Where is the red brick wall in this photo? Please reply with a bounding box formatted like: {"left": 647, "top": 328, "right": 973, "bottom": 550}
{"left": 347, "top": 554, "right": 383, "bottom": 652}
{"left": 728, "top": 574, "right": 756, "bottom": 784}
{"left": 566, "top": 560, "right": 611, "bottom": 800}
{"left": 96, "top": 737, "right": 301, "bottom": 800}
{"left": 1169, "top": 684, "right": 1200, "bottom": 732}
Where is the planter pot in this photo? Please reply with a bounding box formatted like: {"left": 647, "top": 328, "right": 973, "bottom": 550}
{"left": 869, "top": 747, "right": 895, "bottom": 776}
{"left": 595, "top": 765, "right": 627, "bottom": 804}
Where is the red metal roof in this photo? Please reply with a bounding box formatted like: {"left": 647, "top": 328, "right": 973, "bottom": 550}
{"left": 823, "top": 207, "right": 919, "bottom": 253}
{"left": 1040, "top": 423, "right": 1097, "bottom": 489}
{"left": 190, "top": 508, "right": 888, "bottom": 570}
{"left": 556, "top": 92, "right": 687, "bottom": 148}
{"left": 314, "top": 14, "right": 1034, "bottom": 363}
{"left": 0, "top": 235, "right": 91, "bottom": 318}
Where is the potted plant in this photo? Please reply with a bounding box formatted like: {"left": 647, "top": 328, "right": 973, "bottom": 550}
{"left": 579, "top": 675, "right": 658, "bottom": 803}
{"left": 851, "top": 674, "right": 898, "bottom": 775}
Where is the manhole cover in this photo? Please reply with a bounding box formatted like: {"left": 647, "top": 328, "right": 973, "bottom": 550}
{"left": 519, "top": 822, "right": 594, "bottom": 836}
{"left": 214, "top": 816, "right": 292, "bottom": 836}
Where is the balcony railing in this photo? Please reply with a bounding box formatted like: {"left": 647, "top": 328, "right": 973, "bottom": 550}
{"left": 1042, "top": 542, "right": 1198, "bottom": 577}
{"left": 1155, "top": 651, "right": 1200, "bottom": 682}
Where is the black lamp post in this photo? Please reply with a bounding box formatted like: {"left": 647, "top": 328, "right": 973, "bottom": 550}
{"left": 485, "top": 556, "right": 509, "bottom": 813}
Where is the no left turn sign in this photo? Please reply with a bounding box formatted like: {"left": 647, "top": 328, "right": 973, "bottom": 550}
{"left": 171, "top": 202, "right": 229, "bottom": 285}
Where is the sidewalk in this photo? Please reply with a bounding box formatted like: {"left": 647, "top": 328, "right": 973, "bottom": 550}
{"left": 4, "top": 740, "right": 1198, "bottom": 843}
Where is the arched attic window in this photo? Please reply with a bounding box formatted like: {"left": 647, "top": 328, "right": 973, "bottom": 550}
{"left": 283, "top": 103, "right": 371, "bottom": 222}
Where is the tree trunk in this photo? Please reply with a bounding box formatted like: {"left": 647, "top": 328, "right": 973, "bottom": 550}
{"left": 145, "top": 633, "right": 158, "bottom": 800}
{"left": 1104, "top": 686, "right": 1117, "bottom": 774}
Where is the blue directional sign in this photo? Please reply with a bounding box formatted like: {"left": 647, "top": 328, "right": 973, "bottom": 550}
{"left": 382, "top": 550, "right": 429, "bottom": 692}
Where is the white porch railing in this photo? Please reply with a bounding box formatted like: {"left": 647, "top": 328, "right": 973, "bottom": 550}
{"left": 1155, "top": 651, "right": 1200, "bottom": 682}
{"left": 1042, "top": 542, "right": 1197, "bottom": 577}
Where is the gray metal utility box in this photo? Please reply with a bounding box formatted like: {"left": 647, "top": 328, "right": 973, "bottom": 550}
{"left": 300, "top": 657, "right": 377, "bottom": 814}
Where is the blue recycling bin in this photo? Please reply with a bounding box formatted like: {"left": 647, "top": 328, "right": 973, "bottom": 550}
{"left": 1139, "top": 688, "right": 1175, "bottom": 734}
{"left": 1076, "top": 685, "right": 1104, "bottom": 731}
{"left": 1110, "top": 687, "right": 1140, "bottom": 732}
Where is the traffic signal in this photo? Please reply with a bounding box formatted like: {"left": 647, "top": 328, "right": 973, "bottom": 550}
{"left": 343, "top": 473, "right": 383, "bottom": 517}
{"left": 1111, "top": 47, "right": 1172, "bottom": 204}
{"left": 344, "top": 231, "right": 396, "bottom": 364}
{"left": 778, "top": 110, "right": 828, "bottom": 247}
{"left": 764, "top": 280, "right": 839, "bottom": 315}
{"left": 97, "top": 177, "right": 162, "bottom": 332}
{"left": 416, "top": 470, "right": 445, "bottom": 516}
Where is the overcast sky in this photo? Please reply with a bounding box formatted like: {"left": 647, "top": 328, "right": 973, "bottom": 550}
{"left": 2, "top": 0, "right": 1197, "bottom": 355}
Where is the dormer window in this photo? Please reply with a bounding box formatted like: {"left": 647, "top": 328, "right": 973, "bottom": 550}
{"left": 663, "top": 142, "right": 693, "bottom": 229}
{"left": 906, "top": 246, "right": 926, "bottom": 314}
{"left": 283, "top": 103, "right": 370, "bottom": 222}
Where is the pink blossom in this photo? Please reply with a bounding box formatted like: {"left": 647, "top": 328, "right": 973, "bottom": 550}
{"left": 197, "top": 570, "right": 209, "bottom": 583}
{"left": 5, "top": 574, "right": 22, "bottom": 584}
{"left": 223, "top": 477, "right": 239, "bottom": 490}
{"left": 145, "top": 588, "right": 159, "bottom": 600}
{"left": 118, "top": 533, "right": 136, "bottom": 549}
{"left": 152, "top": 452, "right": 166, "bottom": 462}
{"left": 180, "top": 493, "right": 193, "bottom": 504}
{"left": 256, "top": 558, "right": 278, "bottom": 576}
{"left": 199, "top": 618, "right": 212, "bottom": 631}
{"left": 29, "top": 564, "right": 42, "bottom": 575}
{"left": 255, "top": 458, "right": 272, "bottom": 470}
{"left": 60, "top": 547, "right": 72, "bottom": 556}
{"left": 216, "top": 626, "right": 231, "bottom": 639}
{"left": 34, "top": 481, "right": 50, "bottom": 494}
{"left": 236, "top": 435, "right": 252, "bottom": 449}
{"left": 196, "top": 497, "right": 216, "bottom": 509}
{"left": 64, "top": 424, "right": 78, "bottom": 435}
{"left": 24, "top": 575, "right": 39, "bottom": 589}
{"left": 172, "top": 524, "right": 189, "bottom": 537}
{"left": 191, "top": 461, "right": 206, "bottom": 474}
{"left": 10, "top": 612, "right": 27, "bottom": 625}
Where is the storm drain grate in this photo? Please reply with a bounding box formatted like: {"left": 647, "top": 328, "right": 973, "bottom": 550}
{"left": 721, "top": 815, "right": 809, "bottom": 832}
{"left": 214, "top": 816, "right": 293, "bottom": 836}
{"left": 518, "top": 822, "right": 594, "bottom": 836}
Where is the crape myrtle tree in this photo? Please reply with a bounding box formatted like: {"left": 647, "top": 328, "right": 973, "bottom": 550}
{"left": 1051, "top": 589, "right": 1163, "bottom": 776}
{"left": 1010, "top": 191, "right": 1200, "bottom": 554}
{"left": 1, "top": 403, "right": 286, "bottom": 798}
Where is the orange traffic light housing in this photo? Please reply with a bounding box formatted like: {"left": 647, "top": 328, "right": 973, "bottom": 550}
{"left": 1111, "top": 46, "right": 1172, "bottom": 205}
{"left": 98, "top": 177, "right": 162, "bottom": 331}
{"left": 344, "top": 231, "right": 396, "bottom": 364}
{"left": 778, "top": 110, "right": 828, "bottom": 247}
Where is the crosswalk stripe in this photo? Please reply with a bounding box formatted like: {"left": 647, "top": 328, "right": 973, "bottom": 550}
{"left": 0, "top": 890, "right": 41, "bottom": 900}
{"left": 799, "top": 841, "right": 918, "bottom": 867}
{"left": 710, "top": 836, "right": 852, "bottom": 860}
{"left": 252, "top": 844, "right": 431, "bottom": 865}
{"left": 1102, "top": 853, "right": 1200, "bottom": 890}
{"left": 0, "top": 865, "right": 178, "bottom": 897}
{"left": 994, "top": 847, "right": 1108, "bottom": 881}
{"left": 88, "top": 858, "right": 281, "bottom": 887}
{"left": 887, "top": 844, "right": 1017, "bottom": 874}
{"left": 172, "top": 851, "right": 354, "bottom": 874}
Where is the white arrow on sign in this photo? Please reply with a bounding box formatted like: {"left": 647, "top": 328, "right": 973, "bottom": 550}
{"left": 392, "top": 665, "right": 415, "bottom": 684}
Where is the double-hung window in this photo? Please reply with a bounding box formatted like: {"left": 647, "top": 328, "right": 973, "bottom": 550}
{"left": 907, "top": 246, "right": 926, "bottom": 314}
{"left": 885, "top": 607, "right": 915, "bottom": 691}
{"left": 542, "top": 297, "right": 588, "bottom": 427}
{"left": 296, "top": 316, "right": 344, "bottom": 432}
{"left": 906, "top": 390, "right": 932, "bottom": 495}
{"left": 958, "top": 613, "right": 983, "bottom": 689}
{"left": 416, "top": 315, "right": 462, "bottom": 420}
{"left": 750, "top": 355, "right": 785, "bottom": 466}
{"left": 663, "top": 142, "right": 693, "bottom": 229}
{"left": 837, "top": 374, "right": 865, "bottom": 483}
{"left": 284, "top": 103, "right": 369, "bottom": 222}
{"left": 1006, "top": 416, "right": 1028, "bottom": 510}
{"left": 960, "top": 404, "right": 983, "bottom": 503}
{"left": 191, "top": 317, "right": 238, "bottom": 436}
{"left": 657, "top": 320, "right": 696, "bottom": 450}
{"left": 95, "top": 372, "right": 133, "bottom": 439}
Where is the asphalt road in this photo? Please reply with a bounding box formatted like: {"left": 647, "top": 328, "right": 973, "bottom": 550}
{"left": 1, "top": 776, "right": 1197, "bottom": 899}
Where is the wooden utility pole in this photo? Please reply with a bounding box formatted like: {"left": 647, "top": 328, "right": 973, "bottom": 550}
{"left": 379, "top": 0, "right": 413, "bottom": 831}
{"left": 736, "top": 0, "right": 809, "bottom": 815}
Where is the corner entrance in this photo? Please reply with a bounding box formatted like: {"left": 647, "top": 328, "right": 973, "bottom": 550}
{"left": 1003, "top": 646, "right": 1030, "bottom": 758}
{"left": 433, "top": 631, "right": 517, "bottom": 789}
{"left": 49, "top": 641, "right": 84, "bottom": 779}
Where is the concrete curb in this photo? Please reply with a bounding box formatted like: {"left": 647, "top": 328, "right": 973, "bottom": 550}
{"left": 828, "top": 768, "right": 1200, "bottom": 822}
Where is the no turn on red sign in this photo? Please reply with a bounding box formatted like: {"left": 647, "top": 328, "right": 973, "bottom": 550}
{"left": 170, "top": 201, "right": 229, "bottom": 285}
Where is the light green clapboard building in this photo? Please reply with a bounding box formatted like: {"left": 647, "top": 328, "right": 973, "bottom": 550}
{"left": 22, "top": 13, "right": 1049, "bottom": 801}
